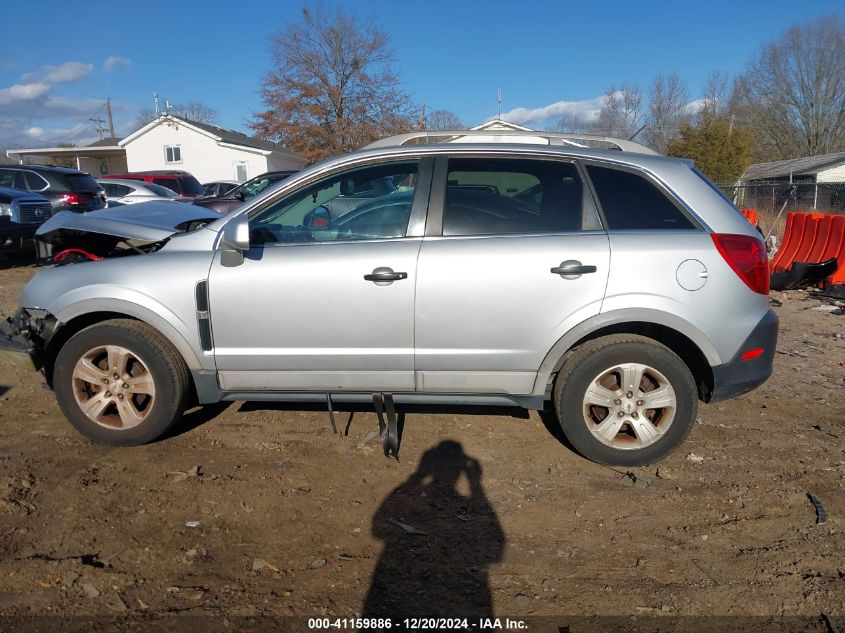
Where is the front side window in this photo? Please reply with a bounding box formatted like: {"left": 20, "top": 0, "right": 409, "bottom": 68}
{"left": 249, "top": 161, "right": 419, "bottom": 245}
{"left": 0, "top": 169, "right": 16, "bottom": 188}
{"left": 442, "top": 158, "right": 586, "bottom": 236}
{"left": 164, "top": 145, "right": 182, "bottom": 163}
{"left": 586, "top": 164, "right": 694, "bottom": 230}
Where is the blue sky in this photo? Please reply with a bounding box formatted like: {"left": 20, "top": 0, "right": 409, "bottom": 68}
{"left": 1, "top": 0, "right": 843, "bottom": 148}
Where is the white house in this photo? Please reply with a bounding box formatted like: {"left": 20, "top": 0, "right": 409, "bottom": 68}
{"left": 7, "top": 114, "right": 305, "bottom": 183}
{"left": 119, "top": 114, "right": 305, "bottom": 182}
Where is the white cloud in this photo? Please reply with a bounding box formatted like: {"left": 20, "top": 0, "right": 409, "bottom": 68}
{"left": 25, "top": 126, "right": 44, "bottom": 138}
{"left": 22, "top": 62, "right": 92, "bottom": 84}
{"left": 104, "top": 56, "right": 131, "bottom": 71}
{"left": 0, "top": 82, "right": 51, "bottom": 106}
{"left": 496, "top": 95, "right": 607, "bottom": 128}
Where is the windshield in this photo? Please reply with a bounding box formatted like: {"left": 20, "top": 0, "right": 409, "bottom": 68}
{"left": 177, "top": 176, "right": 204, "bottom": 196}
{"left": 239, "top": 173, "right": 292, "bottom": 198}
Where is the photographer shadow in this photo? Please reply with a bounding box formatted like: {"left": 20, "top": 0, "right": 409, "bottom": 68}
{"left": 363, "top": 440, "right": 505, "bottom": 620}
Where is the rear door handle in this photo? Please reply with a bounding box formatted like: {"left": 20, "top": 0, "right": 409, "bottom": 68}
{"left": 551, "top": 260, "right": 597, "bottom": 276}
{"left": 364, "top": 267, "right": 408, "bottom": 283}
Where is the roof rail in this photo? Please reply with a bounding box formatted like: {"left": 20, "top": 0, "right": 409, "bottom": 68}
{"left": 363, "top": 130, "right": 659, "bottom": 155}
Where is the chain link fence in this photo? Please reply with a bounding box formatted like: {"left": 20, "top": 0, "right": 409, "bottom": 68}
{"left": 718, "top": 177, "right": 845, "bottom": 240}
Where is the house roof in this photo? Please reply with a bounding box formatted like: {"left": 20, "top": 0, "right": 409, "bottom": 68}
{"left": 742, "top": 151, "right": 845, "bottom": 181}
{"left": 87, "top": 137, "right": 123, "bottom": 148}
{"left": 120, "top": 114, "right": 304, "bottom": 162}
{"left": 471, "top": 119, "right": 534, "bottom": 132}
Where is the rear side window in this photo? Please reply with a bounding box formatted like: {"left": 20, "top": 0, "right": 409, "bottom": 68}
{"left": 104, "top": 183, "right": 133, "bottom": 197}
{"left": 586, "top": 165, "right": 694, "bottom": 230}
{"left": 66, "top": 173, "right": 100, "bottom": 192}
{"left": 24, "top": 171, "right": 49, "bottom": 191}
{"left": 443, "top": 158, "right": 586, "bottom": 236}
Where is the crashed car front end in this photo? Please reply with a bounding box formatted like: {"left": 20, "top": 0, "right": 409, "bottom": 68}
{"left": 0, "top": 307, "right": 56, "bottom": 372}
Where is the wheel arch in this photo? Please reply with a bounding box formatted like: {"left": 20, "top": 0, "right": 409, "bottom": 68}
{"left": 535, "top": 310, "right": 718, "bottom": 402}
{"left": 43, "top": 301, "right": 203, "bottom": 387}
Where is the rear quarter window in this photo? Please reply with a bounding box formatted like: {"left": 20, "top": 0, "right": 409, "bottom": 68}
{"left": 586, "top": 164, "right": 694, "bottom": 230}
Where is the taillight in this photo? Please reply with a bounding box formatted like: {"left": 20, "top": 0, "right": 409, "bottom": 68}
{"left": 60, "top": 193, "right": 80, "bottom": 206}
{"left": 711, "top": 233, "right": 769, "bottom": 295}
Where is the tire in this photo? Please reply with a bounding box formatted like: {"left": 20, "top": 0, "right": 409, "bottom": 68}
{"left": 53, "top": 319, "right": 190, "bottom": 446}
{"left": 553, "top": 334, "right": 698, "bottom": 466}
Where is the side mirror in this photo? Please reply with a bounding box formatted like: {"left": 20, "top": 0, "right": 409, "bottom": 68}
{"left": 234, "top": 190, "right": 245, "bottom": 202}
{"left": 220, "top": 216, "right": 250, "bottom": 267}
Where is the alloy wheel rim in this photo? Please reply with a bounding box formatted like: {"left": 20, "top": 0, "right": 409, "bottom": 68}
{"left": 71, "top": 345, "right": 156, "bottom": 430}
{"left": 581, "top": 362, "right": 676, "bottom": 450}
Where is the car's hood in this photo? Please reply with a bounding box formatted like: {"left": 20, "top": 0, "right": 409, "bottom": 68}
{"left": 35, "top": 200, "right": 224, "bottom": 242}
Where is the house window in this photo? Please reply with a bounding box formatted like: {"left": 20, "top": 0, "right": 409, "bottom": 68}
{"left": 234, "top": 162, "right": 247, "bottom": 181}
{"left": 164, "top": 145, "right": 182, "bottom": 163}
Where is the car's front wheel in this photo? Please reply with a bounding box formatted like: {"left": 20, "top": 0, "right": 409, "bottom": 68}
{"left": 553, "top": 334, "right": 698, "bottom": 466}
{"left": 53, "top": 319, "right": 190, "bottom": 445}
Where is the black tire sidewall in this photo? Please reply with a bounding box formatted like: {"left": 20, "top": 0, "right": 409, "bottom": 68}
{"left": 556, "top": 341, "right": 697, "bottom": 466}
{"left": 54, "top": 324, "right": 181, "bottom": 446}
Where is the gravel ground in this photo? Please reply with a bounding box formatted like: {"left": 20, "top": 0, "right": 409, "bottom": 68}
{"left": 0, "top": 260, "right": 843, "bottom": 631}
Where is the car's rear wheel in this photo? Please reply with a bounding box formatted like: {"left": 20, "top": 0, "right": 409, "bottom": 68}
{"left": 53, "top": 319, "right": 190, "bottom": 445}
{"left": 553, "top": 334, "right": 698, "bottom": 466}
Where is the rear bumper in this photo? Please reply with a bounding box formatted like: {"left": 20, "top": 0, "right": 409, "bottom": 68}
{"left": 709, "top": 309, "right": 779, "bottom": 402}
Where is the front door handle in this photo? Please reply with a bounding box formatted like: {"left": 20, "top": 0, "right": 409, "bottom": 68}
{"left": 551, "top": 260, "right": 597, "bottom": 277}
{"left": 364, "top": 267, "right": 408, "bottom": 283}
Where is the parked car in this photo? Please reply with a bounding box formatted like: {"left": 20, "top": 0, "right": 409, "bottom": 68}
{"left": 201, "top": 181, "right": 239, "bottom": 197}
{"left": 192, "top": 170, "right": 297, "bottom": 213}
{"left": 0, "top": 164, "right": 106, "bottom": 213}
{"left": 0, "top": 132, "right": 777, "bottom": 466}
{"left": 97, "top": 179, "right": 179, "bottom": 206}
{"left": 0, "top": 187, "right": 53, "bottom": 253}
{"left": 102, "top": 170, "right": 204, "bottom": 199}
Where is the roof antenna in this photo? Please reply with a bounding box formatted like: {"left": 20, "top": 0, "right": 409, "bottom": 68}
{"left": 497, "top": 88, "right": 502, "bottom": 120}
{"left": 153, "top": 92, "right": 160, "bottom": 115}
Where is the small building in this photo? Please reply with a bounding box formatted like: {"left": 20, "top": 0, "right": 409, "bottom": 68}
{"left": 738, "top": 151, "right": 845, "bottom": 213}
{"left": 6, "top": 114, "right": 305, "bottom": 183}
{"left": 6, "top": 138, "right": 127, "bottom": 176}
{"left": 119, "top": 115, "right": 305, "bottom": 182}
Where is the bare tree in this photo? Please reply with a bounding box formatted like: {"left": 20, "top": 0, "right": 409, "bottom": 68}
{"left": 644, "top": 73, "right": 690, "bottom": 153}
{"left": 251, "top": 6, "right": 414, "bottom": 163}
{"left": 740, "top": 14, "right": 845, "bottom": 159}
{"left": 133, "top": 102, "right": 217, "bottom": 130}
{"left": 175, "top": 102, "right": 217, "bottom": 124}
{"left": 554, "top": 112, "right": 594, "bottom": 134}
{"left": 425, "top": 109, "right": 463, "bottom": 131}
{"left": 700, "top": 70, "right": 731, "bottom": 118}
{"left": 596, "top": 84, "right": 643, "bottom": 139}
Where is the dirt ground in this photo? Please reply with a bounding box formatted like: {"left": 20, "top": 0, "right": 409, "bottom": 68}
{"left": 0, "top": 259, "right": 843, "bottom": 632}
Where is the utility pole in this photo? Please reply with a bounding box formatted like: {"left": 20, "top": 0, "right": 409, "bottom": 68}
{"left": 497, "top": 88, "right": 502, "bottom": 120}
{"left": 105, "top": 98, "right": 115, "bottom": 138}
{"left": 89, "top": 117, "right": 107, "bottom": 140}
{"left": 418, "top": 104, "right": 427, "bottom": 130}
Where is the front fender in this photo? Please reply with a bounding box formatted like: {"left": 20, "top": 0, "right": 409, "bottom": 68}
{"left": 50, "top": 291, "right": 207, "bottom": 371}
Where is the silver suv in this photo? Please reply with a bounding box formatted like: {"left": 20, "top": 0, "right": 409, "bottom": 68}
{"left": 0, "top": 132, "right": 778, "bottom": 465}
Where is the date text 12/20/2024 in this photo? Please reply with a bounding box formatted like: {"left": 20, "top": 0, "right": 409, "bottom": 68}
{"left": 308, "top": 618, "right": 529, "bottom": 630}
